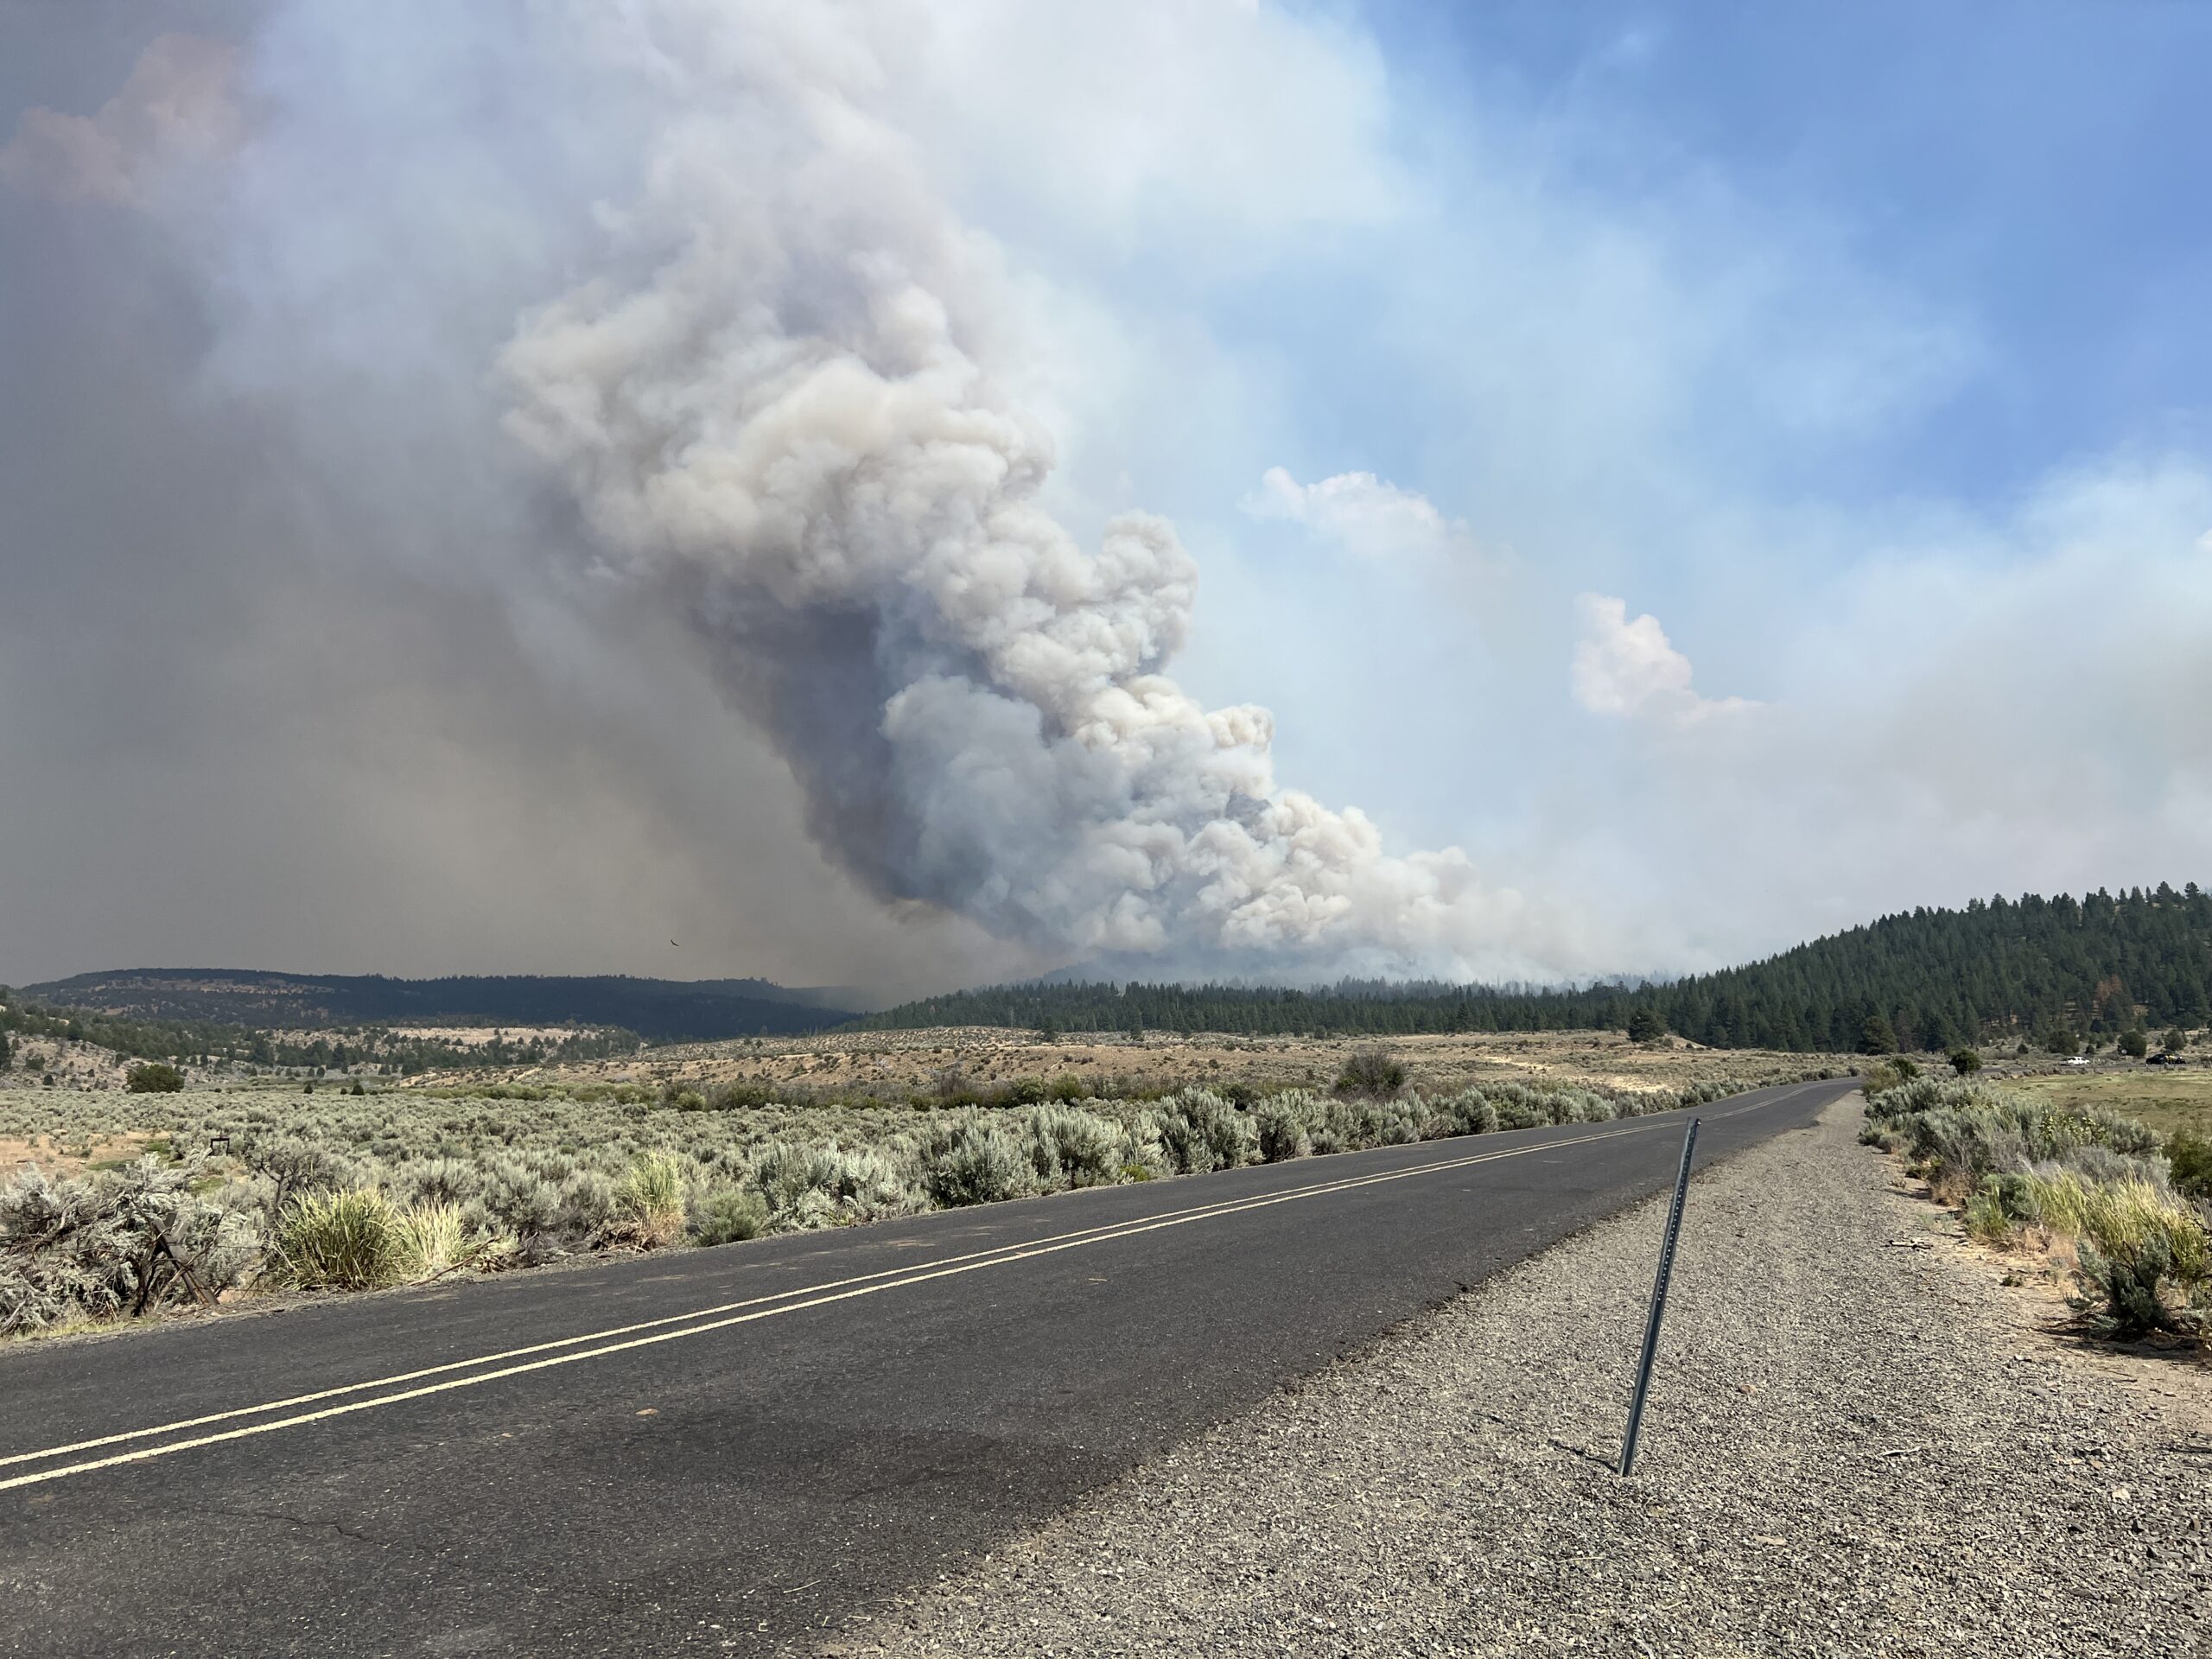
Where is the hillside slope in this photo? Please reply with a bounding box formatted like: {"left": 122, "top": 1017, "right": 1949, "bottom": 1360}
{"left": 22, "top": 970, "right": 856, "bottom": 1043}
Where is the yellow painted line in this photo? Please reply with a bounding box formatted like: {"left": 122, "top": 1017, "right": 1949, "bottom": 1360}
{"left": 0, "top": 1117, "right": 1694, "bottom": 1494}
{"left": 0, "top": 1180, "right": 1327, "bottom": 1471}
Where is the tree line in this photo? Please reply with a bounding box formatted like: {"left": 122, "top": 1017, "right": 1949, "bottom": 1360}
{"left": 853, "top": 883, "right": 2212, "bottom": 1052}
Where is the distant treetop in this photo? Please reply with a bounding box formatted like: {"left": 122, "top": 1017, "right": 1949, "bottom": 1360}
{"left": 854, "top": 883, "right": 2212, "bottom": 1053}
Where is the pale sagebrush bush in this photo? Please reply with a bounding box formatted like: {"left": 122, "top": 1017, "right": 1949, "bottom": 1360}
{"left": 480, "top": 1160, "right": 563, "bottom": 1244}
{"left": 1866, "top": 1077, "right": 2207, "bottom": 1338}
{"left": 3, "top": 1066, "right": 1792, "bottom": 1332}
{"left": 244, "top": 1135, "right": 352, "bottom": 1210}
{"left": 1870, "top": 1080, "right": 2165, "bottom": 1195}
{"left": 747, "top": 1141, "right": 921, "bottom": 1227}
{"left": 1487, "top": 1086, "right": 1555, "bottom": 1132}
{"left": 556, "top": 1169, "right": 621, "bottom": 1243}
{"left": 0, "top": 1156, "right": 261, "bottom": 1333}
{"left": 1429, "top": 1089, "right": 1500, "bottom": 1137}
{"left": 1017, "top": 1104, "right": 1128, "bottom": 1188}
{"left": 1152, "top": 1090, "right": 1256, "bottom": 1174}
{"left": 1255, "top": 1092, "right": 1316, "bottom": 1161}
{"left": 918, "top": 1116, "right": 1033, "bottom": 1206}
{"left": 400, "top": 1157, "right": 482, "bottom": 1208}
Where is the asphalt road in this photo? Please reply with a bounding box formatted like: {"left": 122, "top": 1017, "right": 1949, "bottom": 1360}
{"left": 1, "top": 1077, "right": 1856, "bottom": 1657}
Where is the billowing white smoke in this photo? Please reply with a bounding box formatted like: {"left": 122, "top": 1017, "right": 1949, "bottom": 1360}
{"left": 486, "top": 2, "right": 1516, "bottom": 970}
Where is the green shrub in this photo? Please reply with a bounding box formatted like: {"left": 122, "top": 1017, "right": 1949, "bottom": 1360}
{"left": 2072, "top": 1234, "right": 2203, "bottom": 1340}
{"left": 692, "top": 1187, "right": 768, "bottom": 1245}
{"left": 1949, "top": 1048, "right": 1982, "bottom": 1076}
{"left": 124, "top": 1063, "right": 184, "bottom": 1094}
{"left": 2166, "top": 1129, "right": 2212, "bottom": 1205}
{"left": 1965, "top": 1172, "right": 2038, "bottom": 1243}
{"left": 1859, "top": 1059, "right": 1914, "bottom": 1095}
{"left": 1333, "top": 1047, "right": 1408, "bottom": 1097}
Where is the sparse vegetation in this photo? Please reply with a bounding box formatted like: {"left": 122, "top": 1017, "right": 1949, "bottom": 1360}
{"left": 1863, "top": 1076, "right": 2209, "bottom": 1344}
{"left": 1, "top": 1044, "right": 1831, "bottom": 1338}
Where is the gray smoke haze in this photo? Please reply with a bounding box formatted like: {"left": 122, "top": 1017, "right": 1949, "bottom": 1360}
{"left": 0, "top": 3, "right": 1559, "bottom": 990}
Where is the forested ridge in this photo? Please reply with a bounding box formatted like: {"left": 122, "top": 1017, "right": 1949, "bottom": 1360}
{"left": 857, "top": 884, "right": 2212, "bottom": 1052}
{"left": 22, "top": 969, "right": 853, "bottom": 1042}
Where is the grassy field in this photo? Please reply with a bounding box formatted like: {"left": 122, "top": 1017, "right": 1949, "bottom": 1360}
{"left": 1997, "top": 1066, "right": 2212, "bottom": 1141}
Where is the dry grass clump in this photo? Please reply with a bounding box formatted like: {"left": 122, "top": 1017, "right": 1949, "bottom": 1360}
{"left": 275, "top": 1189, "right": 407, "bottom": 1291}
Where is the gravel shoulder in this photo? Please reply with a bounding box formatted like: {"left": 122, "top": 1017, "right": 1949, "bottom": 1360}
{"left": 825, "top": 1097, "right": 2211, "bottom": 1658}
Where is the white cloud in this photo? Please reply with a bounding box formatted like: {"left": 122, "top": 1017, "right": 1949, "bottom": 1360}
{"left": 1571, "top": 594, "right": 1754, "bottom": 724}
{"left": 1243, "top": 467, "right": 1487, "bottom": 564}
{"left": 0, "top": 35, "right": 242, "bottom": 206}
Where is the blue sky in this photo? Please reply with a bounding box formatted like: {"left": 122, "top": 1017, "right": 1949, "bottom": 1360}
{"left": 1387, "top": 1, "right": 2212, "bottom": 503}
{"left": 2, "top": 2, "right": 2208, "bottom": 992}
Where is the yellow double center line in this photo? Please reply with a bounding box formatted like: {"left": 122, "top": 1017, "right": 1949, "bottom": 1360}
{"left": 0, "top": 1099, "right": 1800, "bottom": 1494}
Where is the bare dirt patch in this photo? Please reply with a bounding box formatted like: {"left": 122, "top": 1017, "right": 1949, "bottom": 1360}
{"left": 0, "top": 1130, "right": 162, "bottom": 1180}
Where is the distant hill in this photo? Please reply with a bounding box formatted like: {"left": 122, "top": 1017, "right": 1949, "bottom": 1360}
{"left": 22, "top": 969, "right": 858, "bottom": 1043}
{"left": 858, "top": 883, "right": 2212, "bottom": 1052}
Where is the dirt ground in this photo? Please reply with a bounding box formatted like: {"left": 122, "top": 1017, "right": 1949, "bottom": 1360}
{"left": 0, "top": 1130, "right": 164, "bottom": 1180}
{"left": 465, "top": 1027, "right": 1850, "bottom": 1102}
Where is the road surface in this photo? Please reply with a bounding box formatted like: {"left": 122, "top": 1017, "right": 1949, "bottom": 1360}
{"left": 1, "top": 1077, "right": 1855, "bottom": 1656}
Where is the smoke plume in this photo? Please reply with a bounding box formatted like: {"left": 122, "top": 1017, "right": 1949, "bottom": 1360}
{"left": 488, "top": 2, "right": 1522, "bottom": 973}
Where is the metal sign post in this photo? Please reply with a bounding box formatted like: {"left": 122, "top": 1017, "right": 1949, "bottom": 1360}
{"left": 1619, "top": 1116, "right": 1699, "bottom": 1478}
